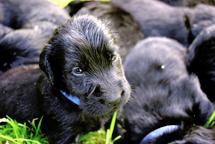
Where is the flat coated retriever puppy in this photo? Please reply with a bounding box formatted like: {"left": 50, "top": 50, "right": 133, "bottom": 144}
{"left": 0, "top": 15, "right": 131, "bottom": 144}
{"left": 116, "top": 37, "right": 215, "bottom": 144}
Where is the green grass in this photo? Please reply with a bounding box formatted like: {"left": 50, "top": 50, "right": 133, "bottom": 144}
{"left": 0, "top": 117, "right": 48, "bottom": 144}
{"left": 0, "top": 112, "right": 120, "bottom": 144}
{"left": 79, "top": 112, "right": 121, "bottom": 144}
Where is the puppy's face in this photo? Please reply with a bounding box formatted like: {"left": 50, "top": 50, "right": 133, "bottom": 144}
{"left": 40, "top": 16, "right": 130, "bottom": 117}
{"left": 122, "top": 38, "right": 214, "bottom": 143}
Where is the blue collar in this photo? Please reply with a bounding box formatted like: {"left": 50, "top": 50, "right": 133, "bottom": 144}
{"left": 60, "top": 90, "right": 80, "bottom": 106}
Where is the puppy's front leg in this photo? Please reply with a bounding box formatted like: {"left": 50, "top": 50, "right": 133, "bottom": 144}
{"left": 45, "top": 122, "right": 77, "bottom": 144}
{"left": 41, "top": 115, "right": 78, "bottom": 144}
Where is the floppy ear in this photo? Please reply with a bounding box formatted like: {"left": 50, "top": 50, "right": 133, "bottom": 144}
{"left": 39, "top": 46, "right": 54, "bottom": 85}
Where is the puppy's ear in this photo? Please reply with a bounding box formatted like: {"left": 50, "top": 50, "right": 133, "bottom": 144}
{"left": 39, "top": 46, "right": 54, "bottom": 85}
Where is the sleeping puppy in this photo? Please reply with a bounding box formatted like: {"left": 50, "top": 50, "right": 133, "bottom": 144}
{"left": 187, "top": 25, "right": 215, "bottom": 103}
{"left": 0, "top": 28, "right": 54, "bottom": 73}
{"left": 0, "top": 0, "right": 69, "bottom": 29}
{"left": 112, "top": 0, "right": 215, "bottom": 46}
{"left": 0, "top": 0, "right": 69, "bottom": 73}
{"left": 0, "top": 15, "right": 131, "bottom": 144}
{"left": 117, "top": 37, "right": 214, "bottom": 144}
{"left": 112, "top": 0, "right": 190, "bottom": 46}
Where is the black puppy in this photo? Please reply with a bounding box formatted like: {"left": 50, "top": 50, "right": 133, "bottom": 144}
{"left": 0, "top": 0, "right": 69, "bottom": 29}
{"left": 112, "top": 0, "right": 190, "bottom": 46}
{"left": 0, "top": 15, "right": 131, "bottom": 143}
{"left": 0, "top": 0, "right": 70, "bottom": 73}
{"left": 117, "top": 37, "right": 214, "bottom": 144}
{"left": 112, "top": 0, "right": 215, "bottom": 46}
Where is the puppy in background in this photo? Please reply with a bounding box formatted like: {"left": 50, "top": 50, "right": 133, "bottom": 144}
{"left": 0, "top": 15, "right": 131, "bottom": 144}
{"left": 117, "top": 37, "right": 215, "bottom": 144}
{"left": 0, "top": 0, "right": 70, "bottom": 73}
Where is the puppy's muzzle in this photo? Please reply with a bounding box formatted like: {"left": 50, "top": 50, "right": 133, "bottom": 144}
{"left": 88, "top": 80, "right": 125, "bottom": 106}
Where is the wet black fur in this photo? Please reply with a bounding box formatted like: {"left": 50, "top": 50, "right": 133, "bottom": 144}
{"left": 0, "top": 15, "right": 130, "bottom": 144}
{"left": 116, "top": 38, "right": 215, "bottom": 144}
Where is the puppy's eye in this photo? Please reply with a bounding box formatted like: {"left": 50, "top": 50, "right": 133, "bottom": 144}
{"left": 72, "top": 67, "right": 84, "bottom": 76}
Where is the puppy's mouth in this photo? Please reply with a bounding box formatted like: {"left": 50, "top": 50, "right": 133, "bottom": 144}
{"left": 80, "top": 98, "right": 121, "bottom": 118}
{"left": 141, "top": 124, "right": 181, "bottom": 144}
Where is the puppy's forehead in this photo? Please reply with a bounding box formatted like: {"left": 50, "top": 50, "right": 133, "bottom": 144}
{"left": 59, "top": 16, "right": 117, "bottom": 68}
{"left": 60, "top": 16, "right": 115, "bottom": 51}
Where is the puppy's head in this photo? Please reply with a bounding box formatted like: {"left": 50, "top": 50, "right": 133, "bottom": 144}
{"left": 121, "top": 38, "right": 214, "bottom": 143}
{"left": 39, "top": 15, "right": 130, "bottom": 117}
